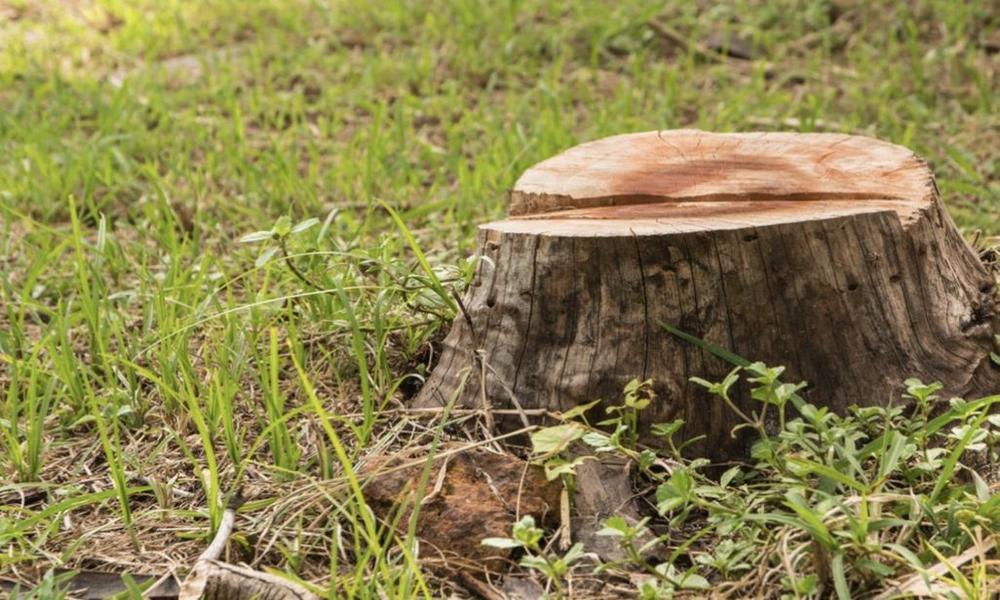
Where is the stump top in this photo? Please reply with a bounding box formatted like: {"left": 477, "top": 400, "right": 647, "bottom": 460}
{"left": 500, "top": 130, "right": 933, "bottom": 235}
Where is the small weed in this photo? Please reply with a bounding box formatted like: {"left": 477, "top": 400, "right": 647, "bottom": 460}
{"left": 483, "top": 516, "right": 587, "bottom": 599}
{"left": 0, "top": 0, "right": 996, "bottom": 596}
{"left": 528, "top": 365, "right": 1000, "bottom": 597}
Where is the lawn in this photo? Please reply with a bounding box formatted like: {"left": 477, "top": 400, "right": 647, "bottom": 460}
{"left": 0, "top": 0, "right": 998, "bottom": 598}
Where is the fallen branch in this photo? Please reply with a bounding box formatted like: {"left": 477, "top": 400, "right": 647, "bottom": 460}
{"left": 178, "top": 492, "right": 319, "bottom": 600}
{"left": 179, "top": 561, "right": 317, "bottom": 600}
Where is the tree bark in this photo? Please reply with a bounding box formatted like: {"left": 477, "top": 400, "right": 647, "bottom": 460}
{"left": 415, "top": 130, "right": 999, "bottom": 461}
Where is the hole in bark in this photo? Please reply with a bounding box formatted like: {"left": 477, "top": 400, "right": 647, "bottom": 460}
{"left": 890, "top": 274, "right": 902, "bottom": 283}
{"left": 847, "top": 281, "right": 860, "bottom": 291}
{"left": 982, "top": 282, "right": 997, "bottom": 294}
{"left": 743, "top": 233, "right": 758, "bottom": 242}
{"left": 486, "top": 296, "right": 497, "bottom": 308}
{"left": 960, "top": 305, "right": 992, "bottom": 332}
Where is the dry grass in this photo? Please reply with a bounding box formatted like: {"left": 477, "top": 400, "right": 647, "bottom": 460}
{"left": 0, "top": 0, "right": 997, "bottom": 597}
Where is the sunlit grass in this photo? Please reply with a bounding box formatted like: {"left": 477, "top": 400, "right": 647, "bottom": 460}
{"left": 0, "top": 0, "right": 996, "bottom": 596}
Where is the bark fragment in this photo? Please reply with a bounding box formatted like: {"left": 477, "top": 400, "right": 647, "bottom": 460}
{"left": 362, "top": 444, "right": 562, "bottom": 571}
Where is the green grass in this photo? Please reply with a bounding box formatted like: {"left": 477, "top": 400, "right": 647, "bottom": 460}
{"left": 0, "top": 0, "right": 997, "bottom": 597}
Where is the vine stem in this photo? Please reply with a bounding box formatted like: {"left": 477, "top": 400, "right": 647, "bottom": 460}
{"left": 279, "top": 237, "right": 324, "bottom": 291}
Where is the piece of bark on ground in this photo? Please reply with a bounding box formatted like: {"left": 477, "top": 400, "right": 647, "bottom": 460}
{"left": 362, "top": 443, "right": 562, "bottom": 571}
{"left": 179, "top": 560, "right": 317, "bottom": 600}
{"left": 572, "top": 455, "right": 658, "bottom": 562}
{"left": 177, "top": 493, "right": 319, "bottom": 600}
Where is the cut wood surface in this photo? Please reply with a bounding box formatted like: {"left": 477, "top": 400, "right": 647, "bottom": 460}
{"left": 509, "top": 130, "right": 933, "bottom": 217}
{"left": 415, "top": 130, "right": 998, "bottom": 460}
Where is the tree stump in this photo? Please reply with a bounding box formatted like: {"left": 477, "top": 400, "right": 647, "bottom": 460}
{"left": 416, "top": 130, "right": 998, "bottom": 460}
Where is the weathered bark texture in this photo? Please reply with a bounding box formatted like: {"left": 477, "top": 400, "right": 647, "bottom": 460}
{"left": 415, "top": 130, "right": 999, "bottom": 461}
{"left": 178, "top": 560, "right": 318, "bottom": 600}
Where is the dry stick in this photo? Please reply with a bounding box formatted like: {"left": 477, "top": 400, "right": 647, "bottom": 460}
{"left": 557, "top": 487, "right": 572, "bottom": 551}
{"left": 197, "top": 496, "right": 240, "bottom": 562}
{"left": 455, "top": 571, "right": 505, "bottom": 600}
{"left": 419, "top": 455, "right": 451, "bottom": 506}
{"left": 479, "top": 356, "right": 533, "bottom": 429}
{"left": 366, "top": 426, "right": 539, "bottom": 482}
{"left": 400, "top": 406, "right": 550, "bottom": 418}
{"left": 476, "top": 350, "right": 496, "bottom": 434}
{"left": 178, "top": 492, "right": 319, "bottom": 600}
{"left": 451, "top": 288, "right": 476, "bottom": 336}
{"left": 646, "top": 21, "right": 726, "bottom": 63}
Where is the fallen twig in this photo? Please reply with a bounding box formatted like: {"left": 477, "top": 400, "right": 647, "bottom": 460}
{"left": 178, "top": 491, "right": 319, "bottom": 600}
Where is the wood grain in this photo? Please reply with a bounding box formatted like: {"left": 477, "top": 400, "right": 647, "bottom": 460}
{"left": 510, "top": 130, "right": 932, "bottom": 218}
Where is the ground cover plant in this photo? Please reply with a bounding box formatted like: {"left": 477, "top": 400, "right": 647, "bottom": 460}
{"left": 0, "top": 0, "right": 998, "bottom": 597}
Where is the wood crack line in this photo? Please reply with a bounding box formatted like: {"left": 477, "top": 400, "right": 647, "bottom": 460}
{"left": 774, "top": 226, "right": 808, "bottom": 384}
{"left": 553, "top": 238, "right": 578, "bottom": 412}
{"left": 511, "top": 236, "right": 540, "bottom": 396}
{"left": 711, "top": 235, "right": 737, "bottom": 379}
{"left": 632, "top": 230, "right": 650, "bottom": 380}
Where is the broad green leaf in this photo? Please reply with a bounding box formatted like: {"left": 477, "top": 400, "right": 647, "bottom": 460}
{"left": 782, "top": 493, "right": 836, "bottom": 549}
{"left": 856, "top": 558, "right": 894, "bottom": 577}
{"left": 847, "top": 395, "right": 1000, "bottom": 474}
{"left": 656, "top": 469, "right": 694, "bottom": 514}
{"left": 719, "top": 466, "right": 741, "bottom": 488}
{"left": 512, "top": 516, "right": 543, "bottom": 547}
{"left": 931, "top": 406, "right": 992, "bottom": 502}
{"left": 831, "top": 553, "right": 850, "bottom": 600}
{"left": 543, "top": 455, "right": 590, "bottom": 480}
{"left": 291, "top": 217, "right": 320, "bottom": 234}
{"left": 677, "top": 572, "right": 711, "bottom": 590}
{"left": 651, "top": 420, "right": 685, "bottom": 438}
{"left": 255, "top": 245, "right": 280, "bottom": 268}
{"left": 971, "top": 469, "right": 991, "bottom": 501}
{"left": 597, "top": 516, "right": 630, "bottom": 537}
{"left": 519, "top": 555, "right": 551, "bottom": 574}
{"left": 639, "top": 449, "right": 656, "bottom": 470}
{"left": 563, "top": 543, "right": 585, "bottom": 565}
{"left": 239, "top": 230, "right": 274, "bottom": 243}
{"left": 582, "top": 431, "right": 611, "bottom": 449}
{"left": 561, "top": 399, "right": 601, "bottom": 420}
{"left": 272, "top": 215, "right": 293, "bottom": 237}
{"left": 786, "top": 456, "right": 867, "bottom": 493}
{"left": 480, "top": 537, "right": 522, "bottom": 549}
{"left": 886, "top": 543, "right": 925, "bottom": 571}
{"left": 530, "top": 423, "right": 585, "bottom": 456}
